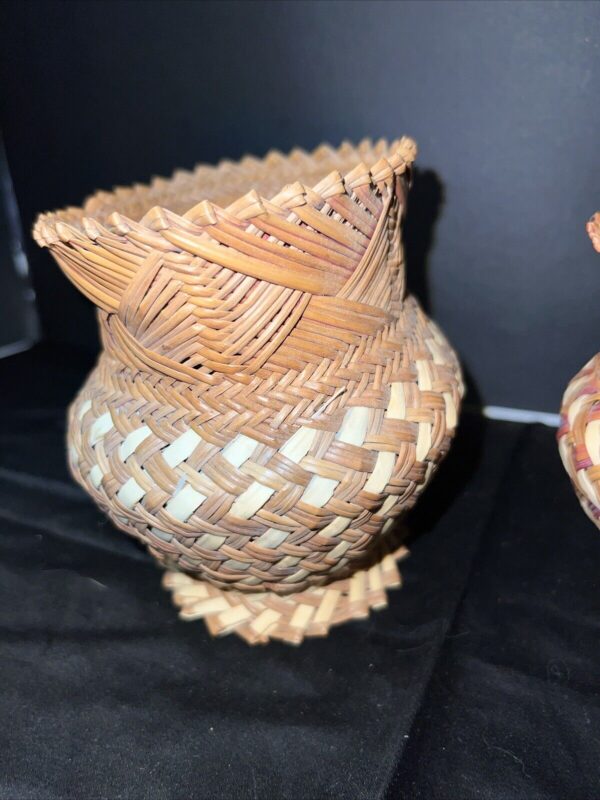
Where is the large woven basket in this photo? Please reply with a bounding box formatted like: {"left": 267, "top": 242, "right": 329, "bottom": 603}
{"left": 34, "top": 137, "right": 463, "bottom": 643}
{"left": 558, "top": 212, "right": 600, "bottom": 526}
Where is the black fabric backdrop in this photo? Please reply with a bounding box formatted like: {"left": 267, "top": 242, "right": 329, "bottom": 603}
{"left": 1, "top": 346, "right": 599, "bottom": 800}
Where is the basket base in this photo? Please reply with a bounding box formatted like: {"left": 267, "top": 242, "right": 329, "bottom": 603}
{"left": 162, "top": 545, "right": 409, "bottom": 645}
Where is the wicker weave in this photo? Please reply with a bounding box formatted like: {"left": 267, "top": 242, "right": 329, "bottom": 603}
{"left": 164, "top": 543, "right": 409, "bottom": 644}
{"left": 558, "top": 212, "right": 600, "bottom": 526}
{"left": 33, "top": 136, "right": 463, "bottom": 642}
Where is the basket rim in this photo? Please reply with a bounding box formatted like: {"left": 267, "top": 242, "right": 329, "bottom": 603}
{"left": 32, "top": 136, "right": 417, "bottom": 249}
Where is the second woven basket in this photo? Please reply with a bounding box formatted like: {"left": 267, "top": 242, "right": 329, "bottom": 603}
{"left": 33, "top": 136, "right": 464, "bottom": 643}
{"left": 558, "top": 212, "right": 600, "bottom": 527}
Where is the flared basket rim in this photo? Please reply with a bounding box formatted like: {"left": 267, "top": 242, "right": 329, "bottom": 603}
{"left": 32, "top": 136, "right": 417, "bottom": 249}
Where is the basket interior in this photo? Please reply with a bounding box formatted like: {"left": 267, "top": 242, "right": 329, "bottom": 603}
{"left": 81, "top": 138, "right": 400, "bottom": 226}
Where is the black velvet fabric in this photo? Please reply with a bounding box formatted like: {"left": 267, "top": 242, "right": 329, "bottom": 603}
{"left": 1, "top": 346, "right": 599, "bottom": 799}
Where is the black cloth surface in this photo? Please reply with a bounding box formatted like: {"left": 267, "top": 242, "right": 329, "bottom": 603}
{"left": 1, "top": 346, "right": 599, "bottom": 800}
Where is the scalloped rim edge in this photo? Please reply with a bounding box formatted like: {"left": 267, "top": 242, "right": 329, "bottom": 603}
{"left": 32, "top": 136, "right": 417, "bottom": 248}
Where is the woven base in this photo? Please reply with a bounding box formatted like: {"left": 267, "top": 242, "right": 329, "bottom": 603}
{"left": 162, "top": 545, "right": 409, "bottom": 645}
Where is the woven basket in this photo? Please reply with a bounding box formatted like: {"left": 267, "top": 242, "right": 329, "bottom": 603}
{"left": 33, "top": 137, "right": 464, "bottom": 643}
{"left": 558, "top": 212, "right": 600, "bottom": 527}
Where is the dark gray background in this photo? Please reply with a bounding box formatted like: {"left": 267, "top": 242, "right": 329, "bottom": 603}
{"left": 0, "top": 0, "right": 599, "bottom": 411}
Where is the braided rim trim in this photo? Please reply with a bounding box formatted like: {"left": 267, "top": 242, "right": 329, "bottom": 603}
{"left": 33, "top": 136, "right": 417, "bottom": 250}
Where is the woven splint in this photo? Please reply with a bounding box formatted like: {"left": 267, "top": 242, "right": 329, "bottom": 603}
{"left": 558, "top": 212, "right": 600, "bottom": 527}
{"left": 34, "top": 137, "right": 463, "bottom": 642}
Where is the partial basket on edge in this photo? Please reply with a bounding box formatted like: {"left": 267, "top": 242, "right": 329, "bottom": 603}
{"left": 558, "top": 212, "right": 600, "bottom": 527}
{"left": 33, "top": 137, "right": 464, "bottom": 644}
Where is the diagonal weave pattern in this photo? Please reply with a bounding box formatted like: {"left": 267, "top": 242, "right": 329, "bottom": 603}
{"left": 33, "top": 136, "right": 463, "bottom": 629}
{"left": 163, "top": 543, "right": 409, "bottom": 645}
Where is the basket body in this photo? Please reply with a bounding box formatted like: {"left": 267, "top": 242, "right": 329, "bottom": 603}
{"left": 557, "top": 213, "right": 600, "bottom": 528}
{"left": 558, "top": 355, "right": 600, "bottom": 526}
{"left": 34, "top": 137, "right": 463, "bottom": 600}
